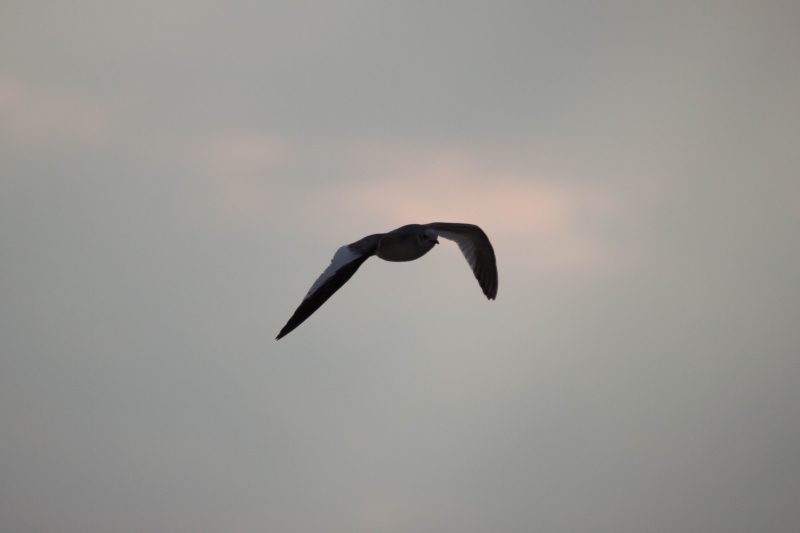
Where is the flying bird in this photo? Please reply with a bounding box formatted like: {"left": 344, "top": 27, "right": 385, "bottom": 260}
{"left": 276, "top": 222, "right": 498, "bottom": 339}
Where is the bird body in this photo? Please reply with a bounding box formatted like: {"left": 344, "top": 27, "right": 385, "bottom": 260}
{"left": 276, "top": 222, "right": 497, "bottom": 340}
{"left": 376, "top": 224, "right": 438, "bottom": 261}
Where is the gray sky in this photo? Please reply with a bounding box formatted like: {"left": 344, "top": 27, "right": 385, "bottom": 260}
{"left": 1, "top": 2, "right": 799, "bottom": 532}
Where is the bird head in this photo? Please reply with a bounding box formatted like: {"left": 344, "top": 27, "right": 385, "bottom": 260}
{"left": 420, "top": 228, "right": 439, "bottom": 245}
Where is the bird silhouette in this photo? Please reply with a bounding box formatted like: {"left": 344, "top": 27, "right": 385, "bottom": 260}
{"left": 276, "top": 222, "right": 498, "bottom": 339}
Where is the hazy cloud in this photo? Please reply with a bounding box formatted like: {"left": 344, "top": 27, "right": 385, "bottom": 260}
{"left": 0, "top": 78, "right": 116, "bottom": 146}
{"left": 1, "top": 2, "right": 798, "bottom": 533}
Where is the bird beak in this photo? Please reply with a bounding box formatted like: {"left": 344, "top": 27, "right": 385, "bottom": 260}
{"left": 434, "top": 238, "right": 440, "bottom": 245}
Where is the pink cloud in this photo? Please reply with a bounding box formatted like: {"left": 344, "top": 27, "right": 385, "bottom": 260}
{"left": 178, "top": 137, "right": 642, "bottom": 274}
{"left": 202, "top": 132, "right": 297, "bottom": 174}
{"left": 165, "top": 131, "right": 296, "bottom": 173}
{"left": 352, "top": 497, "right": 405, "bottom": 532}
{"left": 163, "top": 131, "right": 299, "bottom": 224}
{"left": 328, "top": 146, "right": 630, "bottom": 273}
{"left": 0, "top": 79, "right": 113, "bottom": 145}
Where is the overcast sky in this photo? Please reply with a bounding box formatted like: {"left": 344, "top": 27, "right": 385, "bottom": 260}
{"left": 1, "top": 2, "right": 799, "bottom": 532}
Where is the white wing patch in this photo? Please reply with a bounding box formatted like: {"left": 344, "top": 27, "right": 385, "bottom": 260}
{"left": 303, "top": 245, "right": 361, "bottom": 300}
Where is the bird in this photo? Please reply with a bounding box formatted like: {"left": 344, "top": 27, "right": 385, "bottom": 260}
{"left": 276, "top": 222, "right": 498, "bottom": 340}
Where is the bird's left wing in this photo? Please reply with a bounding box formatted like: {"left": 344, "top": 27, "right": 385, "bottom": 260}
{"left": 425, "top": 222, "right": 498, "bottom": 300}
{"left": 276, "top": 234, "right": 382, "bottom": 340}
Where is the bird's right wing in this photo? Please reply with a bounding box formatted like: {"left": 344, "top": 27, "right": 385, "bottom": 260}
{"left": 276, "top": 234, "right": 382, "bottom": 340}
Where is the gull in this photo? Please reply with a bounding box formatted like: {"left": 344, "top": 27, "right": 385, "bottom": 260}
{"left": 276, "top": 222, "right": 498, "bottom": 340}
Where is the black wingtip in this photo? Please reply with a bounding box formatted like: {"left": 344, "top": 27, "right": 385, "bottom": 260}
{"left": 275, "top": 250, "right": 374, "bottom": 342}
{"left": 276, "top": 325, "right": 291, "bottom": 340}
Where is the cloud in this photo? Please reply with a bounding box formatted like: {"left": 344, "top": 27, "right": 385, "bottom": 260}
{"left": 0, "top": 79, "right": 115, "bottom": 146}
{"left": 173, "top": 136, "right": 642, "bottom": 273}
{"left": 162, "top": 131, "right": 299, "bottom": 225}
{"left": 329, "top": 144, "right": 635, "bottom": 273}
{"left": 195, "top": 132, "right": 297, "bottom": 175}
{"left": 352, "top": 497, "right": 405, "bottom": 533}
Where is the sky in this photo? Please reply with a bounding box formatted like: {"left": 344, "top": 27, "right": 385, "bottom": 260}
{"left": 1, "top": 1, "right": 799, "bottom": 532}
